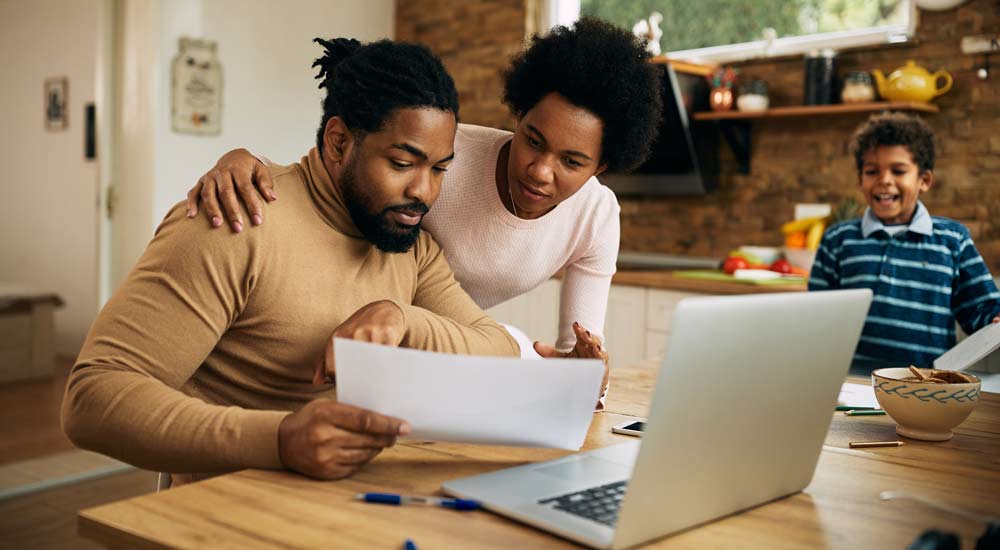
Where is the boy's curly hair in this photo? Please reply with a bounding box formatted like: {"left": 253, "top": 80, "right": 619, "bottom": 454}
{"left": 849, "top": 112, "right": 935, "bottom": 174}
{"left": 502, "top": 17, "right": 662, "bottom": 173}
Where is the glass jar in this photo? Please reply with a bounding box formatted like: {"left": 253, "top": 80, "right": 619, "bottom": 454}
{"left": 737, "top": 79, "right": 769, "bottom": 112}
{"left": 842, "top": 71, "right": 876, "bottom": 103}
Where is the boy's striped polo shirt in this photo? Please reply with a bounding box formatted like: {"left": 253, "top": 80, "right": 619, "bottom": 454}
{"left": 808, "top": 202, "right": 1000, "bottom": 367}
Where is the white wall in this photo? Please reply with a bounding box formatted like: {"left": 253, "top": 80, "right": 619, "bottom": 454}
{"left": 0, "top": 0, "right": 102, "bottom": 355}
{"left": 151, "top": 0, "right": 396, "bottom": 228}
{"left": 0, "top": 0, "right": 395, "bottom": 357}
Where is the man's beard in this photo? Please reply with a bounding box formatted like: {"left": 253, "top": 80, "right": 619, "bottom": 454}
{"left": 340, "top": 155, "right": 428, "bottom": 253}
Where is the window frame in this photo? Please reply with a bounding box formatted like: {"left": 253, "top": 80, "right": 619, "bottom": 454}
{"left": 559, "top": 1, "right": 917, "bottom": 64}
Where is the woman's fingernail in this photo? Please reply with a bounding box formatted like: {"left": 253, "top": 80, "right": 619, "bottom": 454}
{"left": 186, "top": 209, "right": 195, "bottom": 218}
{"left": 399, "top": 422, "right": 412, "bottom": 435}
{"left": 252, "top": 214, "right": 262, "bottom": 225}
{"left": 269, "top": 191, "right": 277, "bottom": 200}
{"left": 232, "top": 221, "right": 243, "bottom": 233}
{"left": 211, "top": 216, "right": 222, "bottom": 227}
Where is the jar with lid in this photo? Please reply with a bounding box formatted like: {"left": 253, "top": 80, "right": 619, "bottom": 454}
{"left": 842, "top": 71, "right": 876, "bottom": 103}
{"left": 737, "top": 79, "right": 769, "bottom": 112}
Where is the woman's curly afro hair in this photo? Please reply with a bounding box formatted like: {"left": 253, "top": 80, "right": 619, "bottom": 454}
{"left": 502, "top": 17, "right": 663, "bottom": 173}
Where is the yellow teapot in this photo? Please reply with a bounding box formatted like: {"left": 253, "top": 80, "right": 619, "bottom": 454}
{"left": 872, "top": 60, "right": 952, "bottom": 103}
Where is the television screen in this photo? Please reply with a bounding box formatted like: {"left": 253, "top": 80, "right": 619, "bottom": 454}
{"left": 600, "top": 64, "right": 718, "bottom": 196}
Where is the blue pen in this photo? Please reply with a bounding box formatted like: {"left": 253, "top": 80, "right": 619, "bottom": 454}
{"left": 403, "top": 539, "right": 417, "bottom": 550}
{"left": 355, "top": 492, "right": 481, "bottom": 511}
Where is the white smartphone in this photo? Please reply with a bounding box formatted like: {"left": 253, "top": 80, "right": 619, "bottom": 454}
{"left": 611, "top": 420, "right": 646, "bottom": 437}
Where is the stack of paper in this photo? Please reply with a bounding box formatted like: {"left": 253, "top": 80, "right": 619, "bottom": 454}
{"left": 334, "top": 339, "right": 605, "bottom": 450}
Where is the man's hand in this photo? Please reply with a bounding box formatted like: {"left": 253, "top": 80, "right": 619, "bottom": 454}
{"left": 993, "top": 315, "right": 1000, "bottom": 324}
{"left": 278, "top": 400, "right": 410, "bottom": 480}
{"left": 312, "top": 300, "right": 407, "bottom": 386}
{"left": 533, "top": 322, "right": 610, "bottom": 408}
{"left": 186, "top": 148, "right": 275, "bottom": 233}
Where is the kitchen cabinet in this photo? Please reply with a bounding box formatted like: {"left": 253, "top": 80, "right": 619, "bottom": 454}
{"left": 485, "top": 279, "right": 561, "bottom": 349}
{"left": 488, "top": 279, "right": 703, "bottom": 369}
{"left": 487, "top": 271, "right": 810, "bottom": 368}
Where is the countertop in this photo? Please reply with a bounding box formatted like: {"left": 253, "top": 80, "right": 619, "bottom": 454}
{"left": 611, "top": 269, "right": 807, "bottom": 294}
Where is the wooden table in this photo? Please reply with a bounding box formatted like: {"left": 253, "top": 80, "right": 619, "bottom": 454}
{"left": 79, "top": 361, "right": 1000, "bottom": 549}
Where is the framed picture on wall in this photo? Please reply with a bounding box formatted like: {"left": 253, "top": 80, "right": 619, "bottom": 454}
{"left": 44, "top": 77, "right": 68, "bottom": 131}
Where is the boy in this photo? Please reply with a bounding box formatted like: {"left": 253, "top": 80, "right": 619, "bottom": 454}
{"left": 809, "top": 112, "right": 1000, "bottom": 368}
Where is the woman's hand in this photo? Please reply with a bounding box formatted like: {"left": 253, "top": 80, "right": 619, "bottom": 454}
{"left": 186, "top": 148, "right": 276, "bottom": 233}
{"left": 533, "top": 322, "right": 610, "bottom": 409}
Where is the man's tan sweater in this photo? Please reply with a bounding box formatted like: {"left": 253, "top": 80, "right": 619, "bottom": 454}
{"left": 62, "top": 148, "right": 519, "bottom": 476}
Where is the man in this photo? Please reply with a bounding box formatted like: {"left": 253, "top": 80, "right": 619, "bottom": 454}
{"left": 61, "top": 38, "right": 519, "bottom": 485}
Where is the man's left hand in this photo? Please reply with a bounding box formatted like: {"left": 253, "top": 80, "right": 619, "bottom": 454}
{"left": 312, "top": 300, "right": 406, "bottom": 385}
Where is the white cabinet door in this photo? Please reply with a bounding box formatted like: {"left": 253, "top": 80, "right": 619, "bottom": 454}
{"left": 604, "top": 285, "right": 648, "bottom": 369}
{"left": 646, "top": 289, "right": 699, "bottom": 333}
{"left": 485, "top": 279, "right": 562, "bottom": 346}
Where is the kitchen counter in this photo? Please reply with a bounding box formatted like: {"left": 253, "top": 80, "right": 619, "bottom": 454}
{"left": 612, "top": 269, "right": 807, "bottom": 294}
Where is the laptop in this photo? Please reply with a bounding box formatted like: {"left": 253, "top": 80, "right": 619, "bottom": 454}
{"left": 443, "top": 288, "right": 873, "bottom": 549}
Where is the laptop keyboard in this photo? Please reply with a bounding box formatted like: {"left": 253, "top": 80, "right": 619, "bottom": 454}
{"left": 538, "top": 480, "right": 626, "bottom": 527}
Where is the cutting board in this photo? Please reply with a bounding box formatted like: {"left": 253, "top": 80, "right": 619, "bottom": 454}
{"left": 674, "top": 270, "right": 806, "bottom": 286}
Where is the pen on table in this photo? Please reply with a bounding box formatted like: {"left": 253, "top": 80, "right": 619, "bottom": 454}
{"left": 844, "top": 409, "right": 887, "bottom": 416}
{"left": 403, "top": 539, "right": 417, "bottom": 550}
{"left": 849, "top": 441, "right": 904, "bottom": 449}
{"left": 354, "top": 492, "right": 481, "bottom": 511}
{"left": 835, "top": 406, "right": 877, "bottom": 411}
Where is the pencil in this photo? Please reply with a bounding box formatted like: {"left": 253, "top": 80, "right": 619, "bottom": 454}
{"left": 844, "top": 409, "right": 887, "bottom": 416}
{"left": 835, "top": 406, "right": 877, "bottom": 411}
{"left": 849, "top": 441, "right": 904, "bottom": 449}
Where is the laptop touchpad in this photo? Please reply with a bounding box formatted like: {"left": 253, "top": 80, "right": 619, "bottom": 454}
{"left": 535, "top": 456, "right": 627, "bottom": 481}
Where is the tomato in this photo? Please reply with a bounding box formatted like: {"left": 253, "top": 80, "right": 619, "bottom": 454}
{"left": 722, "top": 256, "right": 750, "bottom": 275}
{"left": 769, "top": 259, "right": 793, "bottom": 274}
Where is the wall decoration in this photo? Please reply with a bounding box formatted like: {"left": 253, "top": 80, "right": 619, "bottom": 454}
{"left": 171, "top": 37, "right": 223, "bottom": 135}
{"left": 44, "top": 77, "right": 68, "bottom": 131}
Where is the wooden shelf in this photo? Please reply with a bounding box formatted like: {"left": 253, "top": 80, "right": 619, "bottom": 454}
{"left": 693, "top": 101, "right": 939, "bottom": 121}
{"left": 692, "top": 101, "right": 940, "bottom": 174}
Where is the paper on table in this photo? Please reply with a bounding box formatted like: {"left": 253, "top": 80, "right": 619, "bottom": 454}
{"left": 934, "top": 321, "right": 1000, "bottom": 372}
{"left": 837, "top": 382, "right": 880, "bottom": 409}
{"left": 334, "top": 338, "right": 605, "bottom": 450}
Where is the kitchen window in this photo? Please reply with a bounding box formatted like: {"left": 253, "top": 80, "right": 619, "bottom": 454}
{"left": 547, "top": 0, "right": 915, "bottom": 63}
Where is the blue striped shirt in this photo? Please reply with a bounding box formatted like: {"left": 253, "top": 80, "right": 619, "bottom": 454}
{"left": 808, "top": 202, "right": 1000, "bottom": 367}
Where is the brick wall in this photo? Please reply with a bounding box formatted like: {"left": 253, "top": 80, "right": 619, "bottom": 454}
{"left": 619, "top": 0, "right": 1000, "bottom": 273}
{"left": 396, "top": 0, "right": 525, "bottom": 130}
{"left": 397, "top": 0, "right": 999, "bottom": 273}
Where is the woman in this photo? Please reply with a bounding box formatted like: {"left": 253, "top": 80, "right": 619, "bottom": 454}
{"left": 186, "top": 18, "right": 662, "bottom": 405}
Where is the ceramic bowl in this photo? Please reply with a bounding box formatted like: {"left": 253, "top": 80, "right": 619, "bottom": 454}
{"left": 738, "top": 245, "right": 781, "bottom": 265}
{"left": 872, "top": 367, "right": 981, "bottom": 441}
{"left": 782, "top": 247, "right": 817, "bottom": 271}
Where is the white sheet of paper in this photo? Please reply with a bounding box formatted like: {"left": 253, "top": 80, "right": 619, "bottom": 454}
{"left": 934, "top": 321, "right": 1000, "bottom": 372}
{"left": 837, "top": 382, "right": 880, "bottom": 409}
{"left": 334, "top": 339, "right": 605, "bottom": 450}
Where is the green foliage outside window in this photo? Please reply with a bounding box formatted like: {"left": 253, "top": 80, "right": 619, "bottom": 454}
{"left": 580, "top": 0, "right": 907, "bottom": 53}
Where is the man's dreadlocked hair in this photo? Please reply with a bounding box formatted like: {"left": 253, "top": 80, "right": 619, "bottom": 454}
{"left": 312, "top": 37, "right": 459, "bottom": 154}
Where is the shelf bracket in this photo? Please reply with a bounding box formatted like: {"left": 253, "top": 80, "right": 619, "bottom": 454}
{"left": 716, "top": 120, "right": 752, "bottom": 174}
